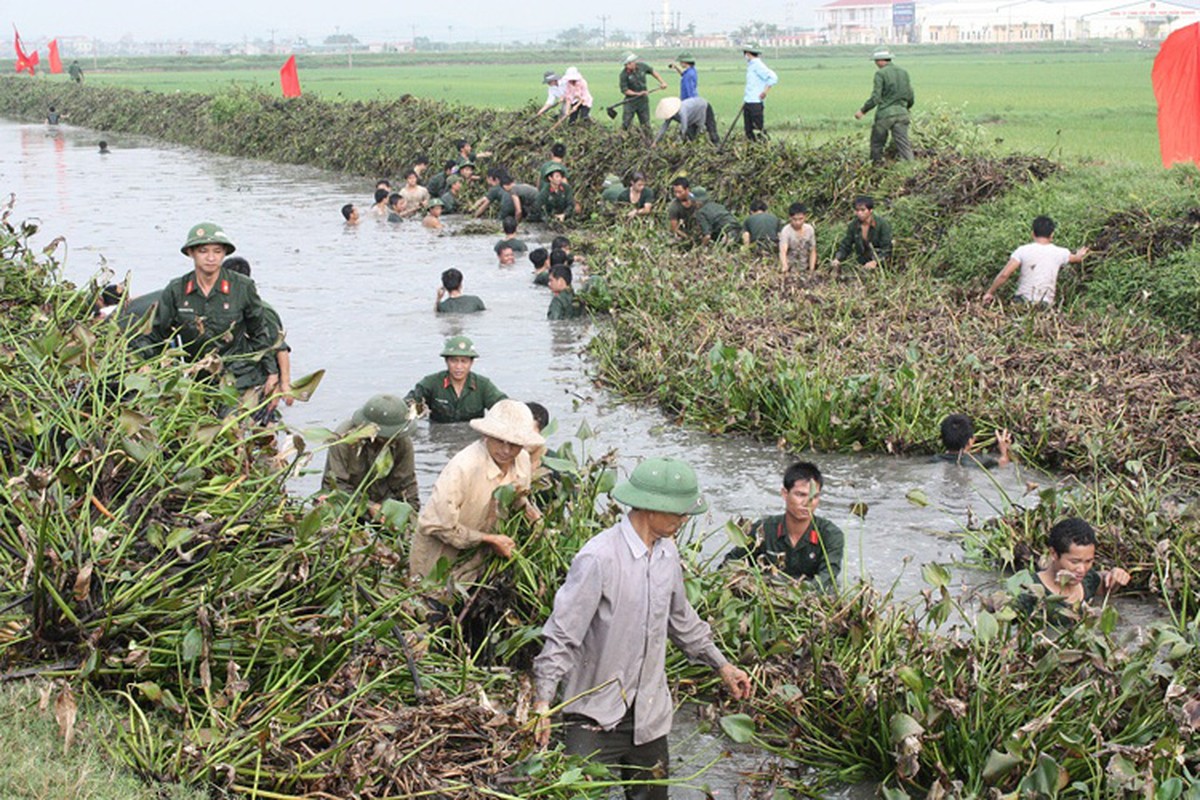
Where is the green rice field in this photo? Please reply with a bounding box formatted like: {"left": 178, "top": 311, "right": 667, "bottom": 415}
{"left": 61, "top": 44, "right": 1161, "bottom": 166}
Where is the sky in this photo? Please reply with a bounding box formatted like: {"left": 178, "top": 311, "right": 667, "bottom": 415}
{"left": 14, "top": 0, "right": 827, "bottom": 45}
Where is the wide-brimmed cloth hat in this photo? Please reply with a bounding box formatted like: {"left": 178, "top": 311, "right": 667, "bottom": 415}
{"left": 622, "top": 52, "right": 639, "bottom": 65}
{"left": 351, "top": 394, "right": 416, "bottom": 439}
{"left": 181, "top": 222, "right": 235, "bottom": 255}
{"left": 611, "top": 457, "right": 707, "bottom": 515}
{"left": 655, "top": 97, "right": 682, "bottom": 120}
{"left": 543, "top": 70, "right": 560, "bottom": 83}
{"left": 563, "top": 66, "right": 584, "bottom": 81}
{"left": 872, "top": 49, "right": 894, "bottom": 60}
{"left": 440, "top": 334, "right": 479, "bottom": 358}
{"left": 470, "top": 399, "right": 545, "bottom": 448}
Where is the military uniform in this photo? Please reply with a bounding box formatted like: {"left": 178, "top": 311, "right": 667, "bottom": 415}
{"left": 437, "top": 295, "right": 487, "bottom": 314}
{"left": 426, "top": 172, "right": 450, "bottom": 198}
{"left": 619, "top": 62, "right": 656, "bottom": 130}
{"left": 696, "top": 201, "right": 741, "bottom": 241}
{"left": 601, "top": 182, "right": 626, "bottom": 203}
{"left": 834, "top": 215, "right": 893, "bottom": 266}
{"left": 861, "top": 61, "right": 914, "bottom": 163}
{"left": 439, "top": 189, "right": 460, "bottom": 215}
{"left": 501, "top": 184, "right": 541, "bottom": 222}
{"left": 132, "top": 268, "right": 276, "bottom": 390}
{"left": 725, "top": 514, "right": 844, "bottom": 589}
{"left": 668, "top": 198, "right": 695, "bottom": 233}
{"left": 321, "top": 419, "right": 420, "bottom": 508}
{"left": 742, "top": 211, "right": 783, "bottom": 244}
{"left": 538, "top": 160, "right": 569, "bottom": 192}
{"left": 547, "top": 289, "right": 582, "bottom": 320}
{"left": 406, "top": 371, "right": 506, "bottom": 423}
{"left": 537, "top": 183, "right": 575, "bottom": 220}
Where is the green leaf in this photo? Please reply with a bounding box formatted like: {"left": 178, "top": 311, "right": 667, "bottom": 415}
{"left": 575, "top": 418, "right": 594, "bottom": 441}
{"left": 181, "top": 627, "right": 203, "bottom": 663}
{"left": 724, "top": 520, "right": 751, "bottom": 549}
{"left": 541, "top": 455, "right": 578, "bottom": 474}
{"left": 300, "top": 427, "right": 337, "bottom": 444}
{"left": 921, "top": 562, "right": 951, "bottom": 589}
{"left": 983, "top": 749, "right": 1022, "bottom": 783}
{"left": 595, "top": 468, "right": 617, "bottom": 494}
{"left": 719, "top": 713, "right": 755, "bottom": 743}
{"left": 905, "top": 488, "right": 929, "bottom": 507}
{"left": 880, "top": 787, "right": 911, "bottom": 800}
{"left": 553, "top": 767, "right": 584, "bottom": 786}
{"left": 132, "top": 681, "right": 163, "bottom": 703}
{"left": 896, "top": 666, "right": 924, "bottom": 693}
{"left": 379, "top": 499, "right": 412, "bottom": 531}
{"left": 288, "top": 368, "right": 326, "bottom": 401}
{"left": 889, "top": 712, "right": 924, "bottom": 744}
{"left": 1157, "top": 777, "right": 1183, "bottom": 800}
{"left": 976, "top": 610, "right": 999, "bottom": 643}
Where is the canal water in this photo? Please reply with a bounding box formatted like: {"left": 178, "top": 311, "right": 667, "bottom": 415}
{"left": 0, "top": 120, "right": 1160, "bottom": 798}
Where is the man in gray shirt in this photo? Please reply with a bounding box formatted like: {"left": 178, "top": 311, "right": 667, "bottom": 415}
{"left": 654, "top": 96, "right": 720, "bottom": 145}
{"left": 532, "top": 457, "right": 753, "bottom": 800}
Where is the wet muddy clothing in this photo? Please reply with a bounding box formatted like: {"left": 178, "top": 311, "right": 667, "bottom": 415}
{"left": 411, "top": 439, "right": 531, "bottom": 582}
{"left": 780, "top": 222, "right": 816, "bottom": 270}
{"left": 437, "top": 295, "right": 487, "bottom": 314}
{"left": 834, "top": 215, "right": 893, "bottom": 266}
{"left": 132, "top": 268, "right": 276, "bottom": 391}
{"left": 616, "top": 186, "right": 655, "bottom": 209}
{"left": 534, "top": 515, "right": 730, "bottom": 746}
{"left": 439, "top": 189, "right": 461, "bottom": 215}
{"left": 932, "top": 451, "right": 999, "bottom": 469}
{"left": 321, "top": 420, "right": 419, "bottom": 509}
{"left": 1014, "top": 569, "right": 1102, "bottom": 625}
{"left": 398, "top": 185, "right": 430, "bottom": 214}
{"left": 547, "top": 289, "right": 582, "bottom": 320}
{"left": 501, "top": 183, "right": 540, "bottom": 221}
{"left": 538, "top": 183, "right": 575, "bottom": 219}
{"left": 742, "top": 211, "right": 782, "bottom": 244}
{"left": 405, "top": 371, "right": 506, "bottom": 423}
{"left": 1009, "top": 241, "right": 1073, "bottom": 305}
{"left": 724, "top": 513, "right": 844, "bottom": 588}
{"left": 564, "top": 708, "right": 669, "bottom": 800}
{"left": 426, "top": 173, "right": 451, "bottom": 198}
{"left": 601, "top": 182, "right": 626, "bottom": 203}
{"left": 695, "top": 201, "right": 741, "bottom": 241}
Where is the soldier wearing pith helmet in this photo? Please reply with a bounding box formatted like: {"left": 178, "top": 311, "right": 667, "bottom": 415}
{"left": 405, "top": 335, "right": 507, "bottom": 424}
{"left": 131, "top": 222, "right": 277, "bottom": 394}
{"left": 855, "top": 49, "right": 915, "bottom": 164}
{"left": 322, "top": 393, "right": 420, "bottom": 511}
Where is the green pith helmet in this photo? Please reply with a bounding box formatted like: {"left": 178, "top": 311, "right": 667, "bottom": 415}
{"left": 541, "top": 162, "right": 566, "bottom": 179}
{"left": 459, "top": 161, "right": 476, "bottom": 171}
{"left": 180, "top": 222, "right": 236, "bottom": 255}
{"left": 691, "top": 186, "right": 709, "bottom": 202}
{"left": 428, "top": 198, "right": 445, "bottom": 207}
{"left": 440, "top": 334, "right": 479, "bottom": 358}
{"left": 676, "top": 52, "right": 695, "bottom": 64}
{"left": 351, "top": 394, "right": 416, "bottom": 439}
{"left": 602, "top": 173, "right": 623, "bottom": 188}
{"left": 872, "top": 49, "right": 894, "bottom": 61}
{"left": 611, "top": 457, "right": 707, "bottom": 515}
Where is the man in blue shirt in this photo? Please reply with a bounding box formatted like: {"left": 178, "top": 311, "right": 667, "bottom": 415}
{"left": 669, "top": 53, "right": 698, "bottom": 100}
{"left": 741, "top": 42, "right": 778, "bottom": 141}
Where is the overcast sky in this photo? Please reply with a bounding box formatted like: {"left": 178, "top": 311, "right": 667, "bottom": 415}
{"left": 15, "top": 0, "right": 826, "bottom": 44}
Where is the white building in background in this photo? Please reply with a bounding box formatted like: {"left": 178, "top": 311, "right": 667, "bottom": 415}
{"left": 818, "top": 0, "right": 1200, "bottom": 44}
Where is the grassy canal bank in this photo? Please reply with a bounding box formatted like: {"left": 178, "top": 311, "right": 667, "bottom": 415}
{"left": 0, "top": 80, "right": 1199, "bottom": 796}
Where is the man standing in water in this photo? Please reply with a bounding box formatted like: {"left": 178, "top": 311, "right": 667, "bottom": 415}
{"left": 741, "top": 43, "right": 777, "bottom": 141}
{"left": 405, "top": 335, "right": 506, "bottom": 423}
{"left": 854, "top": 50, "right": 914, "bottom": 165}
{"left": 132, "top": 223, "right": 276, "bottom": 397}
{"left": 532, "top": 457, "right": 753, "bottom": 799}
{"left": 724, "top": 461, "right": 843, "bottom": 590}
{"left": 322, "top": 394, "right": 420, "bottom": 511}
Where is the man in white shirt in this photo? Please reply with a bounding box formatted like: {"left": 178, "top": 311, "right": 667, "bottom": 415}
{"left": 983, "top": 215, "right": 1089, "bottom": 306}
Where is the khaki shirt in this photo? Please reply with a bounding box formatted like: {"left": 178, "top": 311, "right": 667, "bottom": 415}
{"left": 321, "top": 420, "right": 419, "bottom": 508}
{"left": 410, "top": 439, "right": 531, "bottom": 582}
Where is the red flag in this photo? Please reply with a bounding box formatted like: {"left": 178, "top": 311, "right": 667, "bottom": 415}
{"left": 279, "top": 55, "right": 301, "bottom": 98}
{"left": 13, "top": 27, "right": 39, "bottom": 75}
{"left": 48, "top": 39, "right": 62, "bottom": 74}
{"left": 1153, "top": 23, "right": 1200, "bottom": 168}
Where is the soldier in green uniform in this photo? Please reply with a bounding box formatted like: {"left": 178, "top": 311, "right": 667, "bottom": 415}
{"left": 131, "top": 222, "right": 277, "bottom": 394}
{"left": 854, "top": 50, "right": 914, "bottom": 164}
{"left": 741, "top": 200, "right": 783, "bottom": 248}
{"left": 692, "top": 187, "right": 741, "bottom": 244}
{"left": 436, "top": 268, "right": 486, "bottom": 314}
{"left": 724, "top": 461, "right": 843, "bottom": 590}
{"left": 832, "top": 195, "right": 892, "bottom": 270}
{"left": 600, "top": 174, "right": 626, "bottom": 204}
{"left": 537, "top": 165, "right": 576, "bottom": 221}
{"left": 667, "top": 177, "right": 696, "bottom": 239}
{"left": 439, "top": 176, "right": 464, "bottom": 214}
{"left": 547, "top": 264, "right": 583, "bottom": 320}
{"left": 405, "top": 335, "right": 507, "bottom": 423}
{"left": 499, "top": 174, "right": 541, "bottom": 223}
{"left": 322, "top": 394, "right": 420, "bottom": 511}
{"left": 619, "top": 52, "right": 668, "bottom": 134}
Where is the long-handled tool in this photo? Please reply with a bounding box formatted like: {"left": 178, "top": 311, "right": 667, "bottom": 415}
{"left": 605, "top": 86, "right": 666, "bottom": 119}
{"left": 717, "top": 104, "right": 746, "bottom": 151}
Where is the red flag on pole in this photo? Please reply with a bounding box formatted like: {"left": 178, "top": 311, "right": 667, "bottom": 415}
{"left": 1153, "top": 23, "right": 1200, "bottom": 168}
{"left": 13, "top": 27, "right": 39, "bottom": 75}
{"left": 48, "top": 39, "right": 62, "bottom": 73}
{"left": 279, "top": 55, "right": 301, "bottom": 98}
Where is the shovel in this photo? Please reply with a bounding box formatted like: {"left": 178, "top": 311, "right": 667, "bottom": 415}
{"left": 605, "top": 86, "right": 666, "bottom": 119}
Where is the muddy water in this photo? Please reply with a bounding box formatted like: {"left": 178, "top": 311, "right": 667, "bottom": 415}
{"left": 1, "top": 120, "right": 1161, "bottom": 798}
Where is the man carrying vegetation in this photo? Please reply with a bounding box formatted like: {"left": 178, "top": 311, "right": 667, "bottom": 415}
{"left": 322, "top": 394, "right": 419, "bottom": 512}
{"left": 405, "top": 335, "right": 506, "bottom": 423}
{"left": 982, "top": 215, "right": 1089, "bottom": 306}
{"left": 832, "top": 195, "right": 892, "bottom": 270}
{"left": 724, "top": 461, "right": 843, "bottom": 590}
{"left": 1015, "top": 517, "right": 1130, "bottom": 623}
{"left": 620, "top": 53, "right": 668, "bottom": 134}
{"left": 132, "top": 223, "right": 277, "bottom": 398}
{"left": 411, "top": 399, "right": 544, "bottom": 583}
{"left": 532, "top": 457, "right": 753, "bottom": 799}
{"left": 855, "top": 50, "right": 914, "bottom": 165}
{"left": 692, "top": 187, "right": 741, "bottom": 244}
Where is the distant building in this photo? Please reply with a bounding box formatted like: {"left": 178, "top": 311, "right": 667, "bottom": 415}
{"left": 818, "top": 0, "right": 1200, "bottom": 44}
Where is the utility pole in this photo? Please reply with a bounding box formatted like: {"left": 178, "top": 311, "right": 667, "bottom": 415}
{"left": 268, "top": 28, "right": 277, "bottom": 53}
{"left": 598, "top": 14, "right": 609, "bottom": 47}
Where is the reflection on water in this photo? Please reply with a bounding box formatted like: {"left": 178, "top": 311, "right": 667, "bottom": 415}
{"left": 0, "top": 119, "right": 1163, "bottom": 798}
